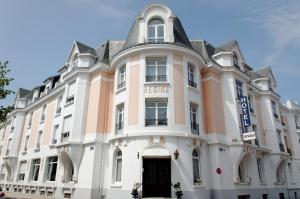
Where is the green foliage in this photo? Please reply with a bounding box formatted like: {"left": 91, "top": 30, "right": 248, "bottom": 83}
{"left": 0, "top": 61, "right": 14, "bottom": 123}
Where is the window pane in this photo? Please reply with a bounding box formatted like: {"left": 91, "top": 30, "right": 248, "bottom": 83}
{"left": 157, "top": 65, "right": 166, "bottom": 76}
{"left": 158, "top": 108, "right": 167, "bottom": 119}
{"left": 147, "top": 65, "right": 156, "bottom": 77}
{"left": 148, "top": 19, "right": 164, "bottom": 25}
{"left": 157, "top": 26, "right": 164, "bottom": 37}
{"left": 146, "top": 108, "right": 155, "bottom": 119}
{"left": 116, "top": 159, "right": 122, "bottom": 182}
{"left": 193, "top": 159, "right": 200, "bottom": 180}
{"left": 148, "top": 26, "right": 155, "bottom": 38}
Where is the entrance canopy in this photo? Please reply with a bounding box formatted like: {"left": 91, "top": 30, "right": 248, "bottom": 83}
{"left": 142, "top": 145, "right": 171, "bottom": 158}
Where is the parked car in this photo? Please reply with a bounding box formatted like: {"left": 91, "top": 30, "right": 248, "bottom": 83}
{"left": 0, "top": 187, "right": 5, "bottom": 198}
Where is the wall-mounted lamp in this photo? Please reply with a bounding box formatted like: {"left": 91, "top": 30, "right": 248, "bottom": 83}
{"left": 174, "top": 149, "right": 179, "bottom": 160}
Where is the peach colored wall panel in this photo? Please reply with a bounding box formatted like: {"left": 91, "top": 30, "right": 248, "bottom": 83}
{"left": 128, "top": 64, "right": 140, "bottom": 125}
{"left": 106, "top": 80, "right": 114, "bottom": 133}
{"left": 98, "top": 79, "right": 109, "bottom": 133}
{"left": 173, "top": 64, "right": 185, "bottom": 124}
{"left": 28, "top": 110, "right": 41, "bottom": 149}
{"left": 86, "top": 80, "right": 101, "bottom": 134}
{"left": 42, "top": 101, "right": 56, "bottom": 145}
{"left": 173, "top": 53, "right": 183, "bottom": 62}
{"left": 255, "top": 100, "right": 267, "bottom": 146}
{"left": 203, "top": 80, "right": 226, "bottom": 134}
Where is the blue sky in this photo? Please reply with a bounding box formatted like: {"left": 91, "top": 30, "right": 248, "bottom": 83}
{"left": 1, "top": 0, "right": 300, "bottom": 106}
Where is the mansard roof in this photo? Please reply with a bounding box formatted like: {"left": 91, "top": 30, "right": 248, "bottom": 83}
{"left": 251, "top": 66, "right": 277, "bottom": 85}
{"left": 75, "top": 41, "right": 97, "bottom": 56}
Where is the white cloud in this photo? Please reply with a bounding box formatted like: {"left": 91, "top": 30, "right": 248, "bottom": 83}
{"left": 242, "top": 1, "right": 300, "bottom": 76}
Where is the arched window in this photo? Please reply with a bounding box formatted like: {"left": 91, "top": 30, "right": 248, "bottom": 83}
{"left": 238, "top": 155, "right": 251, "bottom": 183}
{"left": 148, "top": 18, "right": 164, "bottom": 43}
{"left": 114, "top": 149, "right": 122, "bottom": 182}
{"left": 192, "top": 149, "right": 201, "bottom": 185}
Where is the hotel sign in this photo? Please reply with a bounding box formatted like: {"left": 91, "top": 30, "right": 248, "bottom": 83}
{"left": 241, "top": 96, "right": 251, "bottom": 128}
{"left": 242, "top": 131, "right": 256, "bottom": 141}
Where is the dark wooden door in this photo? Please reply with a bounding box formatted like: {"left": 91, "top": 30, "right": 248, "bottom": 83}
{"left": 142, "top": 158, "right": 171, "bottom": 197}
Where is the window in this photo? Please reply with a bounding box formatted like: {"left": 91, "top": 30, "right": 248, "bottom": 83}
{"left": 146, "top": 57, "right": 167, "bottom": 82}
{"left": 190, "top": 104, "right": 199, "bottom": 135}
{"left": 114, "top": 149, "right": 122, "bottom": 182}
{"left": 257, "top": 158, "right": 264, "bottom": 183}
{"left": 66, "top": 81, "right": 75, "bottom": 103}
{"left": 40, "top": 104, "right": 47, "bottom": 123}
{"left": 262, "top": 194, "right": 268, "bottom": 199}
{"left": 10, "top": 116, "right": 16, "bottom": 131}
{"left": 56, "top": 96, "right": 63, "bottom": 114}
{"left": 46, "top": 156, "right": 58, "bottom": 181}
{"left": 36, "top": 130, "right": 43, "bottom": 149}
{"left": 188, "top": 64, "right": 197, "bottom": 88}
{"left": 117, "top": 66, "right": 126, "bottom": 89}
{"left": 6, "top": 138, "right": 12, "bottom": 156}
{"left": 148, "top": 18, "right": 164, "bottom": 43}
{"left": 248, "top": 95, "right": 254, "bottom": 113}
{"left": 145, "top": 100, "right": 168, "bottom": 126}
{"left": 52, "top": 125, "right": 59, "bottom": 144}
{"left": 72, "top": 53, "right": 78, "bottom": 68}
{"left": 24, "top": 135, "right": 29, "bottom": 152}
{"left": 279, "top": 193, "right": 285, "bottom": 199}
{"left": 18, "top": 161, "right": 27, "bottom": 181}
{"left": 271, "top": 100, "right": 278, "bottom": 119}
{"left": 252, "top": 125, "right": 259, "bottom": 146}
{"left": 233, "top": 53, "right": 239, "bottom": 68}
{"left": 28, "top": 112, "right": 33, "bottom": 128}
{"left": 192, "top": 149, "right": 201, "bottom": 185}
{"left": 295, "top": 116, "right": 300, "bottom": 129}
{"left": 31, "top": 159, "right": 40, "bottom": 181}
{"left": 277, "top": 130, "right": 285, "bottom": 152}
{"left": 61, "top": 115, "right": 72, "bottom": 143}
{"left": 235, "top": 80, "right": 243, "bottom": 100}
{"left": 115, "top": 104, "right": 124, "bottom": 134}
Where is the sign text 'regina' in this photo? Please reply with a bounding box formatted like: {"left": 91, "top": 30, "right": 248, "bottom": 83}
{"left": 241, "top": 96, "right": 251, "bottom": 128}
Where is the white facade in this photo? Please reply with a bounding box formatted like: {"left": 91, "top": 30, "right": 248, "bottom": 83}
{"left": 0, "top": 4, "right": 300, "bottom": 199}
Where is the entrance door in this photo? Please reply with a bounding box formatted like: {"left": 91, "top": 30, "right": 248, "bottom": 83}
{"left": 143, "top": 158, "right": 171, "bottom": 197}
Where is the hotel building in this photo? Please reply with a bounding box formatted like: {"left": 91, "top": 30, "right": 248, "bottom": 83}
{"left": 0, "top": 4, "right": 300, "bottom": 199}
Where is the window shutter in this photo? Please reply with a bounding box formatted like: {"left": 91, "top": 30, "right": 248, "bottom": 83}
{"left": 68, "top": 82, "right": 76, "bottom": 97}
{"left": 63, "top": 115, "right": 72, "bottom": 133}
{"left": 19, "top": 161, "right": 27, "bottom": 173}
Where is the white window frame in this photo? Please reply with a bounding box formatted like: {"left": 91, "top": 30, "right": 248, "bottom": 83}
{"left": 147, "top": 18, "right": 165, "bottom": 43}
{"left": 188, "top": 64, "right": 197, "bottom": 88}
{"left": 145, "top": 100, "right": 168, "bottom": 126}
{"left": 115, "top": 104, "right": 124, "bottom": 134}
{"left": 145, "top": 57, "right": 167, "bottom": 82}
{"left": 192, "top": 149, "right": 201, "bottom": 185}
{"left": 190, "top": 104, "right": 199, "bottom": 135}
{"left": 235, "top": 79, "right": 243, "bottom": 100}
{"left": 257, "top": 158, "right": 265, "bottom": 183}
{"left": 40, "top": 104, "right": 47, "bottom": 123}
{"left": 117, "top": 66, "right": 126, "bottom": 89}
{"left": 46, "top": 156, "right": 58, "bottom": 181}
{"left": 31, "top": 159, "right": 40, "bottom": 181}
{"left": 113, "top": 149, "right": 122, "bottom": 183}
{"left": 56, "top": 96, "right": 63, "bottom": 114}
{"left": 28, "top": 112, "right": 33, "bottom": 128}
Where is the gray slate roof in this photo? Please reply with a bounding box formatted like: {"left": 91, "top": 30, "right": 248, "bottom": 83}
{"left": 18, "top": 88, "right": 31, "bottom": 98}
{"left": 75, "top": 41, "right": 97, "bottom": 56}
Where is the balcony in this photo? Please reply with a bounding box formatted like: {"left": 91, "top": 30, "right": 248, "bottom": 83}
{"left": 115, "top": 122, "right": 124, "bottom": 134}
{"left": 279, "top": 143, "right": 285, "bottom": 153}
{"left": 145, "top": 75, "right": 167, "bottom": 82}
{"left": 188, "top": 80, "right": 197, "bottom": 88}
{"left": 61, "top": 131, "right": 70, "bottom": 143}
{"left": 145, "top": 119, "right": 168, "bottom": 126}
{"left": 191, "top": 122, "right": 199, "bottom": 135}
{"left": 117, "top": 81, "right": 125, "bottom": 90}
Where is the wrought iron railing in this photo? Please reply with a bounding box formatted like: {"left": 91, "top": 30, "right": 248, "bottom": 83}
{"left": 145, "top": 75, "right": 167, "bottom": 82}
{"left": 145, "top": 119, "right": 168, "bottom": 126}
{"left": 188, "top": 80, "right": 197, "bottom": 88}
{"left": 171, "top": 182, "right": 183, "bottom": 199}
{"left": 191, "top": 122, "right": 199, "bottom": 135}
{"left": 279, "top": 143, "right": 285, "bottom": 153}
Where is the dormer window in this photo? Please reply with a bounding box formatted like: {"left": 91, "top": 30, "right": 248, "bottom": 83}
{"left": 148, "top": 18, "right": 164, "bottom": 43}
{"left": 233, "top": 52, "right": 239, "bottom": 69}
{"left": 72, "top": 54, "right": 78, "bottom": 68}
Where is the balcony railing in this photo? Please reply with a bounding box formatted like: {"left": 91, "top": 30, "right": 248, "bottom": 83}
{"left": 117, "top": 81, "right": 126, "bottom": 89}
{"left": 145, "top": 119, "right": 168, "bottom": 126}
{"left": 279, "top": 143, "right": 285, "bottom": 153}
{"left": 274, "top": 113, "right": 279, "bottom": 119}
{"left": 191, "top": 122, "right": 199, "bottom": 135}
{"left": 61, "top": 131, "right": 70, "bottom": 143}
{"left": 145, "top": 75, "right": 167, "bottom": 82}
{"left": 66, "top": 96, "right": 74, "bottom": 104}
{"left": 115, "top": 122, "right": 124, "bottom": 133}
{"left": 188, "top": 80, "right": 197, "bottom": 88}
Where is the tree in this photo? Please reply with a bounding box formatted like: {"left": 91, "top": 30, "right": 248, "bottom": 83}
{"left": 0, "top": 61, "right": 14, "bottom": 123}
